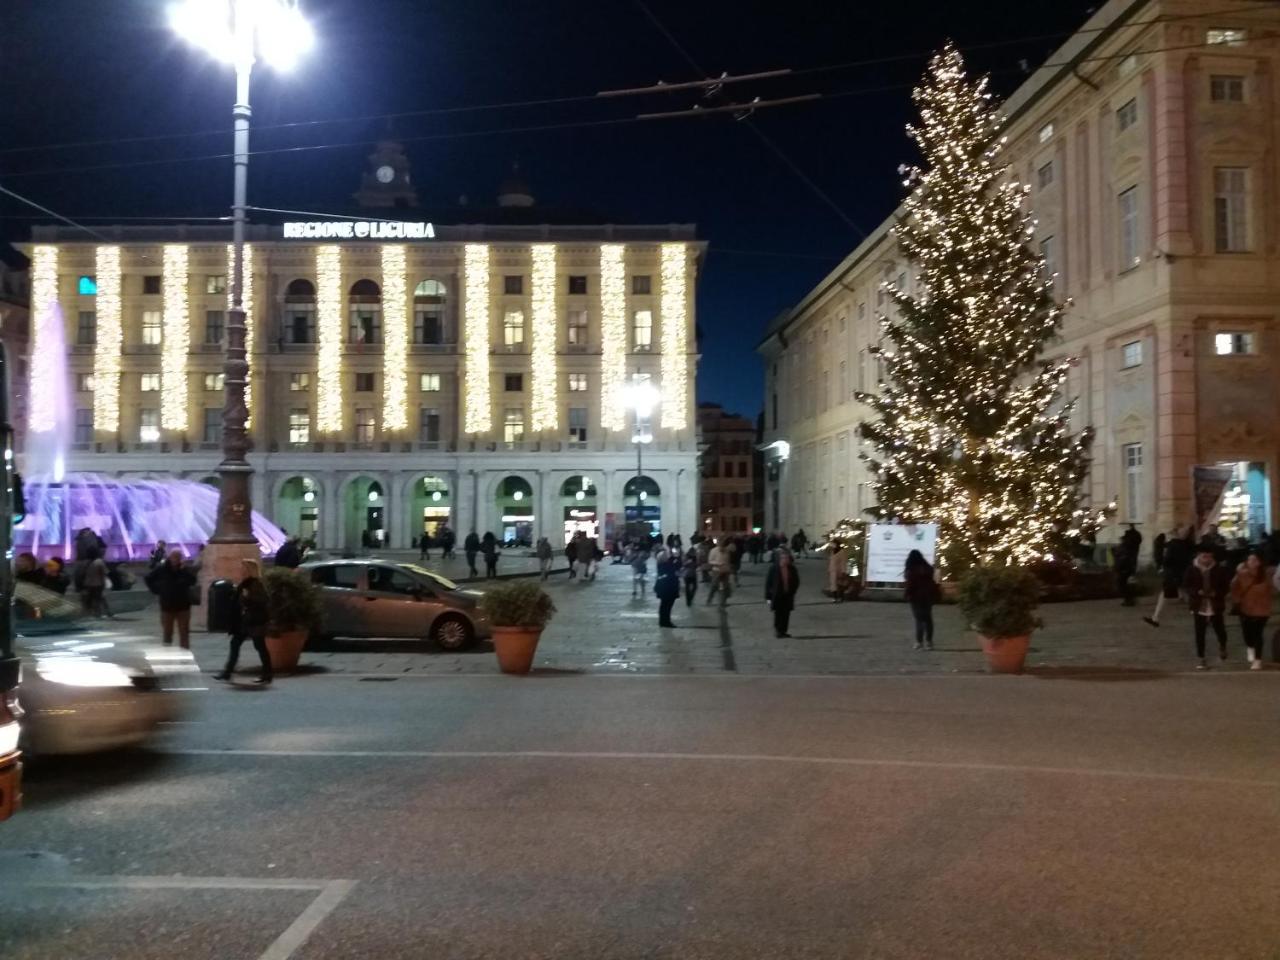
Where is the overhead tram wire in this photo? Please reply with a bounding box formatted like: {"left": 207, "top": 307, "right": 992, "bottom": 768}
{"left": 0, "top": 2, "right": 1263, "bottom": 160}
{"left": 0, "top": 183, "right": 113, "bottom": 243}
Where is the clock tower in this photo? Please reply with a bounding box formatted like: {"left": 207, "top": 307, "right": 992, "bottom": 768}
{"left": 354, "top": 140, "right": 418, "bottom": 209}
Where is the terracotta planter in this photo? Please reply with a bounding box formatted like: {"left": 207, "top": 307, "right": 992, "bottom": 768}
{"left": 492, "top": 626, "right": 542, "bottom": 675}
{"left": 980, "top": 633, "right": 1030, "bottom": 674}
{"left": 265, "top": 628, "right": 307, "bottom": 674}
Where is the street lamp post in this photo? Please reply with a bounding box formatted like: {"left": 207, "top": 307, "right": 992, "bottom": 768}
{"left": 169, "top": 0, "right": 312, "bottom": 582}
{"left": 624, "top": 379, "right": 659, "bottom": 540}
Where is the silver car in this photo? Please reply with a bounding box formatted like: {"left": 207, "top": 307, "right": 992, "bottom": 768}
{"left": 17, "top": 633, "right": 204, "bottom": 755}
{"left": 300, "top": 559, "right": 490, "bottom": 650}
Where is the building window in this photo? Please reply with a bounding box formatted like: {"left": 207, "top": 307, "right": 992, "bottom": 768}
{"left": 420, "top": 373, "right": 441, "bottom": 392}
{"left": 1037, "top": 161, "right": 1054, "bottom": 189}
{"left": 349, "top": 308, "right": 382, "bottom": 345}
{"left": 203, "top": 373, "right": 224, "bottom": 391}
{"left": 78, "top": 275, "right": 97, "bottom": 296}
{"left": 141, "top": 309, "right": 162, "bottom": 345}
{"left": 504, "top": 373, "right": 524, "bottom": 392}
{"left": 289, "top": 309, "right": 316, "bottom": 344}
{"left": 1121, "top": 340, "right": 1143, "bottom": 369}
{"left": 1040, "top": 236, "right": 1057, "bottom": 292}
{"left": 355, "top": 372, "right": 375, "bottom": 392}
{"left": 1116, "top": 98, "right": 1138, "bottom": 132}
{"left": 289, "top": 373, "right": 310, "bottom": 391}
{"left": 413, "top": 307, "right": 443, "bottom": 344}
{"left": 1214, "top": 167, "right": 1249, "bottom": 253}
{"left": 76, "top": 373, "right": 94, "bottom": 393}
{"left": 1038, "top": 122, "right": 1054, "bottom": 143}
{"left": 566, "top": 309, "right": 588, "bottom": 346}
{"left": 419, "top": 407, "right": 440, "bottom": 443}
{"left": 142, "top": 275, "right": 161, "bottom": 295}
{"left": 288, "top": 409, "right": 310, "bottom": 445}
{"left": 204, "top": 310, "right": 225, "bottom": 345}
{"left": 1123, "top": 442, "right": 1143, "bottom": 523}
{"left": 77, "top": 311, "right": 96, "bottom": 345}
{"left": 568, "top": 406, "right": 588, "bottom": 443}
{"left": 1210, "top": 75, "right": 1245, "bottom": 102}
{"left": 632, "top": 309, "right": 653, "bottom": 351}
{"left": 140, "top": 373, "right": 160, "bottom": 392}
{"left": 503, "top": 309, "right": 525, "bottom": 346}
{"left": 1118, "top": 186, "right": 1140, "bottom": 270}
{"left": 568, "top": 275, "right": 587, "bottom": 295}
{"left": 1215, "top": 331, "right": 1256, "bottom": 355}
{"left": 857, "top": 348, "right": 867, "bottom": 392}
{"left": 202, "top": 407, "right": 221, "bottom": 443}
{"left": 206, "top": 275, "right": 227, "bottom": 294}
{"left": 74, "top": 407, "right": 93, "bottom": 443}
{"left": 503, "top": 407, "right": 525, "bottom": 444}
{"left": 503, "top": 275, "right": 523, "bottom": 295}
{"left": 354, "top": 407, "right": 376, "bottom": 444}
{"left": 568, "top": 373, "right": 588, "bottom": 392}
{"left": 1207, "top": 28, "right": 1246, "bottom": 47}
{"left": 632, "top": 275, "right": 651, "bottom": 295}
{"left": 138, "top": 408, "right": 160, "bottom": 443}
{"left": 839, "top": 359, "right": 847, "bottom": 401}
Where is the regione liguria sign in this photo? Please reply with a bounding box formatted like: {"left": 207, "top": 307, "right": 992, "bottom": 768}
{"left": 282, "top": 221, "right": 436, "bottom": 239}
{"left": 864, "top": 522, "right": 939, "bottom": 584}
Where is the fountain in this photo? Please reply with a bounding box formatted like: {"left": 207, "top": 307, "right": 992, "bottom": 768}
{"left": 17, "top": 298, "right": 285, "bottom": 562}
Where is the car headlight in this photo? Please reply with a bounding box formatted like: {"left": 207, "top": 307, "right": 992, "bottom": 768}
{"left": 35, "top": 657, "right": 134, "bottom": 688}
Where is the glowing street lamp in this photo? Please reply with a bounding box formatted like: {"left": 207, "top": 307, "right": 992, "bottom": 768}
{"left": 169, "top": 0, "right": 313, "bottom": 567}
{"left": 623, "top": 378, "right": 660, "bottom": 531}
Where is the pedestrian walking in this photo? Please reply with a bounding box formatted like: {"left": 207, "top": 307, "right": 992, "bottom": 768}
{"left": 214, "top": 558, "right": 273, "bottom": 685}
{"left": 827, "top": 543, "right": 849, "bottom": 600}
{"left": 274, "top": 536, "right": 302, "bottom": 569}
{"left": 149, "top": 540, "right": 168, "bottom": 570}
{"left": 630, "top": 545, "right": 649, "bottom": 598}
{"left": 681, "top": 546, "right": 699, "bottom": 607}
{"left": 791, "top": 529, "right": 808, "bottom": 558}
{"left": 144, "top": 549, "right": 197, "bottom": 649}
{"left": 577, "top": 531, "right": 598, "bottom": 581}
{"left": 566, "top": 532, "right": 581, "bottom": 579}
{"left": 655, "top": 557, "right": 680, "bottom": 627}
{"left": 1145, "top": 525, "right": 1194, "bottom": 627}
{"left": 464, "top": 531, "right": 480, "bottom": 577}
{"left": 418, "top": 532, "right": 431, "bottom": 562}
{"left": 1114, "top": 539, "right": 1137, "bottom": 607}
{"left": 765, "top": 548, "right": 800, "bottom": 638}
{"left": 536, "top": 536, "right": 553, "bottom": 580}
{"left": 481, "top": 532, "right": 500, "bottom": 579}
{"left": 903, "top": 549, "right": 939, "bottom": 651}
{"left": 79, "top": 550, "right": 111, "bottom": 618}
{"left": 706, "top": 539, "right": 732, "bottom": 607}
{"left": 729, "top": 537, "right": 743, "bottom": 587}
{"left": 440, "top": 525, "right": 456, "bottom": 559}
{"left": 1184, "top": 545, "right": 1231, "bottom": 669}
{"left": 1232, "top": 551, "right": 1273, "bottom": 670}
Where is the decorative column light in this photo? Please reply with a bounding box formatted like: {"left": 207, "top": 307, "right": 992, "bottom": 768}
{"left": 93, "top": 245, "right": 123, "bottom": 434}
{"left": 659, "top": 242, "right": 689, "bottom": 430}
{"left": 160, "top": 244, "right": 191, "bottom": 432}
{"left": 529, "top": 243, "right": 558, "bottom": 432}
{"left": 227, "top": 243, "right": 254, "bottom": 426}
{"left": 27, "top": 246, "right": 59, "bottom": 435}
{"left": 599, "top": 243, "right": 627, "bottom": 432}
{"left": 463, "top": 243, "right": 492, "bottom": 434}
{"left": 381, "top": 244, "right": 409, "bottom": 432}
{"left": 315, "top": 243, "right": 344, "bottom": 433}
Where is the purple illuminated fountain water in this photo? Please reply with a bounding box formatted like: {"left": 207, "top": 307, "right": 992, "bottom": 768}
{"left": 17, "top": 298, "right": 285, "bottom": 562}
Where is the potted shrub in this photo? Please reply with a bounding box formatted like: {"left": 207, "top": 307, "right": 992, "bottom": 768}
{"left": 479, "top": 580, "right": 556, "bottom": 675}
{"left": 262, "top": 567, "right": 323, "bottom": 673}
{"left": 956, "top": 566, "right": 1041, "bottom": 674}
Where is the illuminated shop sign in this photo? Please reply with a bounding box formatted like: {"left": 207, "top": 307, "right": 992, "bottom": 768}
{"left": 282, "top": 221, "right": 436, "bottom": 239}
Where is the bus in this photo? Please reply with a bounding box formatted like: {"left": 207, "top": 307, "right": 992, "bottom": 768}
{"left": 0, "top": 342, "right": 23, "bottom": 819}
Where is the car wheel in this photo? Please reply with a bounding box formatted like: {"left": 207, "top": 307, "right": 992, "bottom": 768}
{"left": 431, "top": 615, "right": 473, "bottom": 651}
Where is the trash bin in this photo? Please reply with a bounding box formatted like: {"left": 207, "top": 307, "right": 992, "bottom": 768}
{"left": 206, "top": 579, "right": 239, "bottom": 633}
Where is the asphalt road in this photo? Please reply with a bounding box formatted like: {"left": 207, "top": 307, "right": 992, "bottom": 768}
{"left": 3, "top": 669, "right": 1279, "bottom": 959}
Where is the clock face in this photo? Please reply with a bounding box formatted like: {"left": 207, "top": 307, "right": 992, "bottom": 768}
{"left": 375, "top": 165, "right": 395, "bottom": 184}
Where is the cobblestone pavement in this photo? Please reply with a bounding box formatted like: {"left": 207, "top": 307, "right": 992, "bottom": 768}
{"left": 93, "top": 556, "right": 1280, "bottom": 678}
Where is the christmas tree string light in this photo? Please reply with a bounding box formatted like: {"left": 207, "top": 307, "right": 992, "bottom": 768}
{"left": 856, "top": 44, "right": 1103, "bottom": 571}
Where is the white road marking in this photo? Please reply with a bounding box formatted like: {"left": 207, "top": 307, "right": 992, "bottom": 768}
{"left": 19, "top": 874, "right": 357, "bottom": 960}
{"left": 286, "top": 670, "right": 1273, "bottom": 680}
{"left": 167, "top": 747, "right": 1280, "bottom": 789}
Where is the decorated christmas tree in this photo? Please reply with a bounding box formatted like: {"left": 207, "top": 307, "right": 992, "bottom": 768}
{"left": 857, "top": 44, "right": 1103, "bottom": 571}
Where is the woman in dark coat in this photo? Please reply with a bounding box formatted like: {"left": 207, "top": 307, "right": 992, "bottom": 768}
{"left": 481, "top": 532, "right": 500, "bottom": 579}
{"left": 765, "top": 548, "right": 801, "bottom": 638}
{"left": 214, "top": 558, "right": 273, "bottom": 685}
{"left": 903, "top": 549, "right": 939, "bottom": 650}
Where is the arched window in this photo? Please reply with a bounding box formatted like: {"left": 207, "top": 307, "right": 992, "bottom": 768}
{"left": 348, "top": 279, "right": 382, "bottom": 345}
{"left": 284, "top": 279, "right": 316, "bottom": 345}
{"left": 413, "top": 278, "right": 448, "bottom": 345}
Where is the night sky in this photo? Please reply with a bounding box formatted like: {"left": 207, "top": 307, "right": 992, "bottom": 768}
{"left": 0, "top": 0, "right": 1095, "bottom": 419}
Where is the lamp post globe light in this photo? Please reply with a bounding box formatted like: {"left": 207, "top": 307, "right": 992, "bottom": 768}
{"left": 168, "top": 0, "right": 313, "bottom": 584}
{"left": 623, "top": 378, "right": 659, "bottom": 538}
